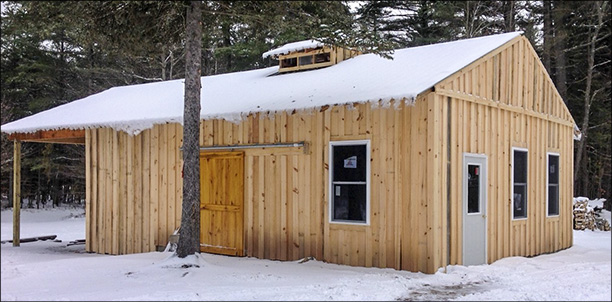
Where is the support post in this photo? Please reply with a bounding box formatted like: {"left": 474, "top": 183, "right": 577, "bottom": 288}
{"left": 13, "top": 140, "right": 21, "bottom": 247}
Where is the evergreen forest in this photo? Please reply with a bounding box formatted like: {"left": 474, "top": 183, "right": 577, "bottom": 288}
{"left": 1, "top": 1, "right": 610, "bottom": 209}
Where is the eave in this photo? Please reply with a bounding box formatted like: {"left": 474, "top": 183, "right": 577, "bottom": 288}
{"left": 7, "top": 129, "right": 86, "bottom": 144}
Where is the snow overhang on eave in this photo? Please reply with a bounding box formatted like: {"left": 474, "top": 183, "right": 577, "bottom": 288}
{"left": 262, "top": 40, "right": 325, "bottom": 60}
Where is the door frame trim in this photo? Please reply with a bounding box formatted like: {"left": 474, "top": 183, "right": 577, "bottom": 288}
{"left": 462, "top": 153, "right": 488, "bottom": 266}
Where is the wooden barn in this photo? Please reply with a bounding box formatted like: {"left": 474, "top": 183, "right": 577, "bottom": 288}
{"left": 2, "top": 31, "right": 578, "bottom": 274}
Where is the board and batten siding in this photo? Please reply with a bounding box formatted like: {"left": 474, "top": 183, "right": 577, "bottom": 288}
{"left": 85, "top": 124, "right": 184, "bottom": 255}
{"left": 434, "top": 35, "right": 574, "bottom": 266}
{"left": 85, "top": 95, "right": 444, "bottom": 273}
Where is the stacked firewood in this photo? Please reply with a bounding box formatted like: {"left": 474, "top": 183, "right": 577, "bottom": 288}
{"left": 573, "top": 199, "right": 594, "bottom": 230}
{"left": 573, "top": 199, "right": 611, "bottom": 231}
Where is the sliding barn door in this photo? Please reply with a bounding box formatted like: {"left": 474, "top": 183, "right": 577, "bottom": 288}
{"left": 199, "top": 152, "right": 244, "bottom": 256}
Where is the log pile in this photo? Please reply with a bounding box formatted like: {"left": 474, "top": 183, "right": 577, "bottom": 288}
{"left": 573, "top": 199, "right": 611, "bottom": 231}
{"left": 67, "top": 239, "right": 86, "bottom": 246}
{"left": 0, "top": 235, "right": 57, "bottom": 244}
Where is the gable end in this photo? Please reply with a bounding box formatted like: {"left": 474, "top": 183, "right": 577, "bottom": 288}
{"left": 434, "top": 36, "right": 575, "bottom": 126}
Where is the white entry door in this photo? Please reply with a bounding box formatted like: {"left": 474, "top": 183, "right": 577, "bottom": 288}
{"left": 462, "top": 154, "right": 487, "bottom": 266}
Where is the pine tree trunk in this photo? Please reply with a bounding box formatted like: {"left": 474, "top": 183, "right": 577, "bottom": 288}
{"left": 552, "top": 1, "right": 567, "bottom": 101}
{"left": 176, "top": 0, "right": 202, "bottom": 258}
{"left": 542, "top": 0, "right": 552, "bottom": 73}
{"left": 222, "top": 22, "right": 232, "bottom": 72}
{"left": 573, "top": 1, "right": 606, "bottom": 195}
{"left": 503, "top": 1, "right": 515, "bottom": 32}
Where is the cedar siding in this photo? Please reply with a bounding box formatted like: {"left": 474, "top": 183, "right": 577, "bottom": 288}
{"left": 434, "top": 35, "right": 574, "bottom": 266}
{"left": 86, "top": 96, "right": 441, "bottom": 273}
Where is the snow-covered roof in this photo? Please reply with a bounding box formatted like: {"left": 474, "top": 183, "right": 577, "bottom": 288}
{"left": 262, "top": 39, "right": 324, "bottom": 59}
{"left": 1, "top": 32, "right": 522, "bottom": 136}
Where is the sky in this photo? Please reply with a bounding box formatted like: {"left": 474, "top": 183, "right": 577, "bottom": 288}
{"left": 1, "top": 198, "right": 610, "bottom": 301}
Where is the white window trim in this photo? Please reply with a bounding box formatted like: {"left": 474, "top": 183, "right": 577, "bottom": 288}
{"left": 511, "top": 147, "right": 529, "bottom": 221}
{"left": 329, "top": 140, "right": 371, "bottom": 225}
{"left": 546, "top": 152, "right": 560, "bottom": 218}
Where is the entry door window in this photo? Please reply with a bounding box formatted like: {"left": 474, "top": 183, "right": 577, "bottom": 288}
{"left": 467, "top": 164, "right": 481, "bottom": 213}
{"left": 330, "top": 141, "right": 370, "bottom": 224}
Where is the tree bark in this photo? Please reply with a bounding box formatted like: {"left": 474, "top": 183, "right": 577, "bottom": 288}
{"left": 222, "top": 21, "right": 232, "bottom": 72}
{"left": 176, "top": 0, "right": 202, "bottom": 258}
{"left": 503, "top": 0, "right": 515, "bottom": 32}
{"left": 552, "top": 0, "right": 567, "bottom": 101}
{"left": 542, "top": 0, "right": 552, "bottom": 73}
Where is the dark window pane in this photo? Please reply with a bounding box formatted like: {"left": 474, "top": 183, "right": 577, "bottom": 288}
{"left": 467, "top": 164, "right": 480, "bottom": 213}
{"left": 281, "top": 57, "right": 297, "bottom": 68}
{"left": 333, "top": 145, "right": 367, "bottom": 182}
{"left": 513, "top": 184, "right": 527, "bottom": 218}
{"left": 548, "top": 185, "right": 559, "bottom": 216}
{"left": 314, "top": 53, "right": 330, "bottom": 63}
{"left": 333, "top": 184, "right": 366, "bottom": 222}
{"left": 299, "top": 55, "right": 313, "bottom": 66}
{"left": 514, "top": 151, "right": 528, "bottom": 183}
{"left": 549, "top": 155, "right": 559, "bottom": 184}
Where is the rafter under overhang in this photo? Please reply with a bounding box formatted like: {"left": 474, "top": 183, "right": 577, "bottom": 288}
{"left": 7, "top": 129, "right": 85, "bottom": 144}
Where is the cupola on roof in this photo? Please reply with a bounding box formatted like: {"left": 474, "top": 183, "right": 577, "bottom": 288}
{"left": 262, "top": 39, "right": 361, "bottom": 73}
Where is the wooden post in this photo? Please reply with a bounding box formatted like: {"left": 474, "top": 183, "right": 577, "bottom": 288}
{"left": 13, "top": 140, "right": 21, "bottom": 247}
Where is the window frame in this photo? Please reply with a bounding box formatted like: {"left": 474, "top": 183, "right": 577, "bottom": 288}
{"left": 466, "top": 162, "right": 484, "bottom": 215}
{"left": 280, "top": 57, "right": 297, "bottom": 68}
{"left": 546, "top": 152, "right": 560, "bottom": 217}
{"left": 511, "top": 147, "right": 529, "bottom": 220}
{"left": 298, "top": 55, "right": 313, "bottom": 66}
{"left": 277, "top": 47, "right": 334, "bottom": 73}
{"left": 328, "top": 140, "right": 371, "bottom": 225}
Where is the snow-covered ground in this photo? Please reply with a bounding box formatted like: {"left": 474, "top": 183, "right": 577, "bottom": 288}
{"left": 1, "top": 202, "right": 610, "bottom": 301}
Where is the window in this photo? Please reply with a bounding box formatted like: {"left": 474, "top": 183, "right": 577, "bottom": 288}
{"left": 314, "top": 53, "right": 330, "bottom": 64}
{"left": 512, "top": 148, "right": 528, "bottom": 219}
{"left": 299, "top": 55, "right": 313, "bottom": 66}
{"left": 330, "top": 140, "right": 370, "bottom": 224}
{"left": 547, "top": 153, "right": 560, "bottom": 216}
{"left": 281, "top": 57, "right": 297, "bottom": 68}
{"left": 467, "top": 164, "right": 481, "bottom": 213}
{"left": 279, "top": 50, "right": 332, "bottom": 72}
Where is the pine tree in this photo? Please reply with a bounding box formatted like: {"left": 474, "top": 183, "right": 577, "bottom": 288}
{"left": 177, "top": 0, "right": 202, "bottom": 258}
{"left": 568, "top": 1, "right": 610, "bottom": 202}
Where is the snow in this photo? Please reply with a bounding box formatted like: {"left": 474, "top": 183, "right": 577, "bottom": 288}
{"left": 262, "top": 39, "right": 324, "bottom": 59}
{"left": 1, "top": 32, "right": 522, "bottom": 136}
{"left": 1, "top": 201, "right": 610, "bottom": 301}
{"left": 574, "top": 124, "right": 583, "bottom": 141}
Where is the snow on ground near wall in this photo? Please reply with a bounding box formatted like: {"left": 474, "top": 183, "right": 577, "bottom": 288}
{"left": 1, "top": 205, "right": 610, "bottom": 301}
